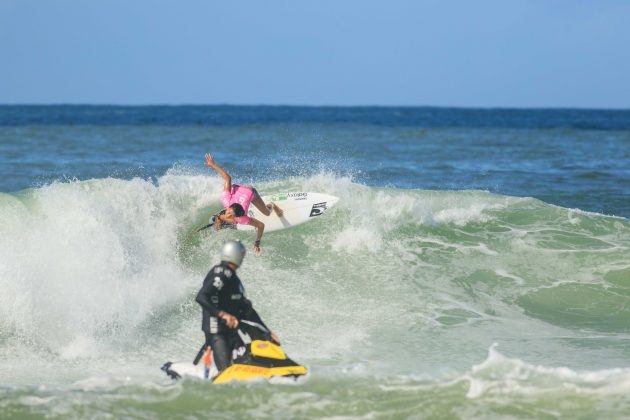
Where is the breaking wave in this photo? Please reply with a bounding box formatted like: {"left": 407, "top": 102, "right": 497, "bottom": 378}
{"left": 1, "top": 170, "right": 629, "bottom": 417}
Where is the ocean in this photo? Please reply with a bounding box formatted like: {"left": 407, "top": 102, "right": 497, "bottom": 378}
{"left": 1, "top": 105, "right": 629, "bottom": 419}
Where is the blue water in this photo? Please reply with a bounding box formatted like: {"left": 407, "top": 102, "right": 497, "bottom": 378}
{"left": 1, "top": 105, "right": 630, "bottom": 418}
{"left": 1, "top": 106, "right": 629, "bottom": 218}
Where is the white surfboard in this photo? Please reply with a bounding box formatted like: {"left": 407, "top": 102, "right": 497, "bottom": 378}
{"left": 218, "top": 192, "right": 339, "bottom": 232}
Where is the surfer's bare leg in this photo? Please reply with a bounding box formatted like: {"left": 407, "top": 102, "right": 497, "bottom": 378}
{"left": 251, "top": 189, "right": 283, "bottom": 217}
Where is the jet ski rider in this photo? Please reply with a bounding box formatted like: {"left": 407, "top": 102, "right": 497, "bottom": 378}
{"left": 196, "top": 240, "right": 281, "bottom": 372}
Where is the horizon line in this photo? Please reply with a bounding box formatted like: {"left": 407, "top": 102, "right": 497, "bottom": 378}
{"left": 1, "top": 103, "right": 630, "bottom": 112}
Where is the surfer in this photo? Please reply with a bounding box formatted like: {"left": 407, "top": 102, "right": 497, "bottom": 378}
{"left": 205, "top": 153, "right": 283, "bottom": 254}
{"left": 195, "top": 240, "right": 280, "bottom": 373}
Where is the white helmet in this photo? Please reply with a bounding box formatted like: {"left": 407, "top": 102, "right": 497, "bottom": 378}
{"left": 220, "top": 240, "right": 246, "bottom": 267}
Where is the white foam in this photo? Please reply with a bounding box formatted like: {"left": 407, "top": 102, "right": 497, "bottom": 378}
{"left": 493, "top": 269, "right": 525, "bottom": 285}
{"left": 331, "top": 227, "right": 383, "bottom": 253}
{"left": 464, "top": 344, "right": 630, "bottom": 398}
{"left": 59, "top": 336, "right": 98, "bottom": 360}
{"left": 0, "top": 177, "right": 207, "bottom": 355}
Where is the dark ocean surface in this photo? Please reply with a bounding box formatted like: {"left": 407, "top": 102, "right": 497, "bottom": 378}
{"left": 1, "top": 106, "right": 629, "bottom": 217}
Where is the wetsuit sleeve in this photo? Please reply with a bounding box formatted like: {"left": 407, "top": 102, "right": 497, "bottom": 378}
{"left": 241, "top": 299, "right": 268, "bottom": 330}
{"left": 195, "top": 273, "right": 221, "bottom": 317}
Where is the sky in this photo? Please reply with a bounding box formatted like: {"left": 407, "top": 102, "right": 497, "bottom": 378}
{"left": 1, "top": 0, "right": 629, "bottom": 108}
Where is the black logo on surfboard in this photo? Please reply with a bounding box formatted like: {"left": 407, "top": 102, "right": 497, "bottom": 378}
{"left": 309, "top": 202, "right": 327, "bottom": 217}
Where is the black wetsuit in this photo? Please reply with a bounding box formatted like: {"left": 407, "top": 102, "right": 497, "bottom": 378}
{"left": 195, "top": 261, "right": 267, "bottom": 371}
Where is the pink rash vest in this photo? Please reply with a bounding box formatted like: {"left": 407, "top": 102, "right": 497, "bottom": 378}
{"left": 221, "top": 184, "right": 254, "bottom": 225}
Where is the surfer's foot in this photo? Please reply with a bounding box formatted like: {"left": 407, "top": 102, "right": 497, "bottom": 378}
{"left": 267, "top": 203, "right": 284, "bottom": 217}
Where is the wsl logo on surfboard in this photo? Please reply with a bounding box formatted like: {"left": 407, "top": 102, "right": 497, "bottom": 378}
{"left": 309, "top": 202, "right": 327, "bottom": 217}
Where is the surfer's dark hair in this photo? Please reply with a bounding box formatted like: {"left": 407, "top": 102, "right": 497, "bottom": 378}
{"left": 229, "top": 203, "right": 245, "bottom": 217}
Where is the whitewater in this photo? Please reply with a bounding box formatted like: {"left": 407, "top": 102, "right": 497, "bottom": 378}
{"left": 1, "top": 171, "right": 629, "bottom": 418}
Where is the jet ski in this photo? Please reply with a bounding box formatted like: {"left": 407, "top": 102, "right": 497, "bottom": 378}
{"left": 161, "top": 320, "right": 307, "bottom": 384}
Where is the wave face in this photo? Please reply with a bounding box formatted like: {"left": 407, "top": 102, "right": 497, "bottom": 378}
{"left": 1, "top": 173, "right": 629, "bottom": 418}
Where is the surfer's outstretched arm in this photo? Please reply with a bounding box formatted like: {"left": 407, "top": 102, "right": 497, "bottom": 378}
{"left": 205, "top": 153, "right": 231, "bottom": 191}
{"left": 248, "top": 218, "right": 265, "bottom": 254}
